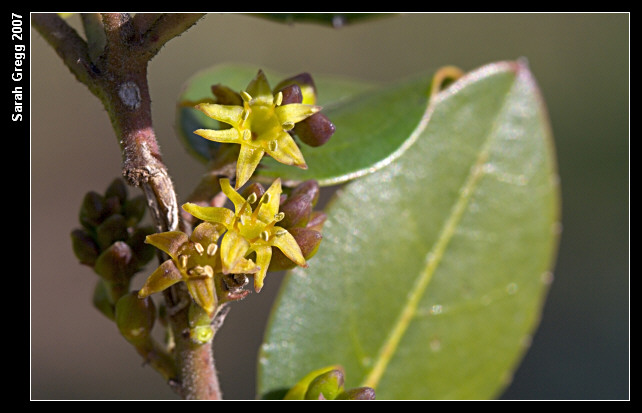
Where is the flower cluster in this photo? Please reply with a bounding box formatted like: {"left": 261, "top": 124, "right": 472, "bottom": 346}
{"left": 194, "top": 70, "right": 335, "bottom": 188}
{"left": 140, "top": 177, "right": 325, "bottom": 317}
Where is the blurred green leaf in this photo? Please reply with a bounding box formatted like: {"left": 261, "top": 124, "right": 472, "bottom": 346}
{"left": 176, "top": 64, "right": 435, "bottom": 186}
{"left": 248, "top": 13, "right": 394, "bottom": 27}
{"left": 258, "top": 61, "right": 560, "bottom": 399}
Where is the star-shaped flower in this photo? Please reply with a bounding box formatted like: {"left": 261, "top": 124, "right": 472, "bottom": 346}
{"left": 183, "top": 178, "right": 307, "bottom": 292}
{"left": 193, "top": 70, "right": 321, "bottom": 189}
{"left": 138, "top": 222, "right": 259, "bottom": 316}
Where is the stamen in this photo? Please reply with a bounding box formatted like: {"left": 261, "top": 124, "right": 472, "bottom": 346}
{"left": 262, "top": 193, "right": 271, "bottom": 204}
{"left": 274, "top": 91, "right": 283, "bottom": 106}
{"left": 275, "top": 229, "right": 287, "bottom": 237}
{"left": 203, "top": 265, "right": 214, "bottom": 278}
{"left": 274, "top": 212, "right": 285, "bottom": 222}
{"left": 282, "top": 121, "right": 295, "bottom": 131}
{"left": 268, "top": 140, "right": 278, "bottom": 152}
{"left": 241, "top": 91, "right": 252, "bottom": 103}
{"left": 246, "top": 192, "right": 257, "bottom": 204}
{"left": 194, "top": 242, "right": 205, "bottom": 255}
{"left": 241, "top": 109, "right": 250, "bottom": 121}
{"left": 242, "top": 129, "right": 251, "bottom": 141}
{"left": 206, "top": 243, "right": 218, "bottom": 256}
{"left": 178, "top": 254, "right": 188, "bottom": 268}
{"left": 260, "top": 230, "right": 270, "bottom": 242}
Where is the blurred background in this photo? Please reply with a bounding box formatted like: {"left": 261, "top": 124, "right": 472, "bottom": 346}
{"left": 30, "top": 13, "right": 629, "bottom": 400}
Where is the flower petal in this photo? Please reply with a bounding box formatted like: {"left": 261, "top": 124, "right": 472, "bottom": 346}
{"left": 220, "top": 230, "right": 250, "bottom": 274}
{"left": 253, "top": 245, "right": 272, "bottom": 292}
{"left": 236, "top": 145, "right": 265, "bottom": 189}
{"left": 271, "top": 227, "right": 307, "bottom": 268}
{"left": 182, "top": 203, "right": 235, "bottom": 228}
{"left": 275, "top": 103, "right": 321, "bottom": 124}
{"left": 245, "top": 70, "right": 273, "bottom": 101}
{"left": 190, "top": 222, "right": 225, "bottom": 247}
{"left": 193, "top": 128, "right": 241, "bottom": 144}
{"left": 257, "top": 178, "right": 282, "bottom": 223}
{"left": 220, "top": 178, "right": 248, "bottom": 215}
{"left": 227, "top": 256, "right": 261, "bottom": 275}
{"left": 145, "top": 231, "right": 188, "bottom": 260}
{"left": 185, "top": 278, "right": 216, "bottom": 316}
{"left": 266, "top": 131, "right": 307, "bottom": 168}
{"left": 195, "top": 103, "right": 243, "bottom": 127}
{"left": 138, "top": 260, "right": 183, "bottom": 297}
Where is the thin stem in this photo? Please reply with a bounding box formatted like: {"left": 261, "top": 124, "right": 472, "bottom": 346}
{"left": 33, "top": 12, "right": 221, "bottom": 400}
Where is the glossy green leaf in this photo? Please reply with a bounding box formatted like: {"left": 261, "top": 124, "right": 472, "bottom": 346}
{"left": 258, "top": 61, "right": 560, "bottom": 400}
{"left": 176, "top": 64, "right": 434, "bottom": 186}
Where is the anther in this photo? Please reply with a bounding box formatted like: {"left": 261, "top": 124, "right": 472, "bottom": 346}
{"left": 268, "top": 140, "right": 278, "bottom": 152}
{"left": 282, "top": 121, "right": 295, "bottom": 131}
{"left": 203, "top": 265, "right": 214, "bottom": 278}
{"left": 194, "top": 242, "right": 205, "bottom": 255}
{"left": 241, "top": 109, "right": 250, "bottom": 121}
{"left": 275, "top": 229, "right": 287, "bottom": 237}
{"left": 206, "top": 243, "right": 218, "bottom": 256}
{"left": 241, "top": 91, "right": 252, "bottom": 103}
{"left": 274, "top": 91, "right": 283, "bottom": 107}
{"left": 246, "top": 192, "right": 258, "bottom": 204}
{"left": 179, "top": 254, "right": 188, "bottom": 268}
{"left": 260, "top": 230, "right": 270, "bottom": 242}
{"left": 262, "top": 193, "right": 272, "bottom": 204}
{"left": 274, "top": 212, "right": 285, "bottom": 222}
{"left": 242, "top": 129, "right": 251, "bottom": 141}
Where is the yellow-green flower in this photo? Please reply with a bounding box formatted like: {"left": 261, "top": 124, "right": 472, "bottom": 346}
{"left": 183, "top": 178, "right": 307, "bottom": 292}
{"left": 193, "top": 70, "right": 321, "bottom": 189}
{"left": 138, "top": 222, "right": 259, "bottom": 316}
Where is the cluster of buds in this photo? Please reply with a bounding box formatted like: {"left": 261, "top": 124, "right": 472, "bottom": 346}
{"left": 284, "top": 365, "right": 375, "bottom": 400}
{"left": 194, "top": 69, "right": 336, "bottom": 188}
{"left": 70, "top": 178, "right": 155, "bottom": 320}
{"left": 138, "top": 177, "right": 325, "bottom": 336}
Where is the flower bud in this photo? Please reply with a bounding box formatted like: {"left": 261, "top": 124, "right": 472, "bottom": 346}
{"left": 104, "top": 178, "right": 128, "bottom": 205}
{"left": 268, "top": 228, "right": 322, "bottom": 272}
{"left": 211, "top": 84, "right": 243, "bottom": 106}
{"left": 274, "top": 73, "right": 317, "bottom": 105}
{"left": 279, "top": 193, "right": 312, "bottom": 229}
{"left": 115, "top": 291, "right": 156, "bottom": 344}
{"left": 93, "top": 280, "right": 115, "bottom": 320}
{"left": 306, "top": 211, "right": 327, "bottom": 232}
{"left": 95, "top": 214, "right": 129, "bottom": 251}
{"left": 71, "top": 228, "right": 100, "bottom": 266}
{"left": 241, "top": 182, "right": 266, "bottom": 203}
{"left": 94, "top": 241, "right": 136, "bottom": 282}
{"left": 336, "top": 387, "right": 376, "bottom": 400}
{"left": 127, "top": 226, "right": 156, "bottom": 268}
{"left": 294, "top": 112, "right": 336, "bottom": 147}
{"left": 304, "top": 369, "right": 345, "bottom": 400}
{"left": 290, "top": 180, "right": 320, "bottom": 207}
{"left": 123, "top": 195, "right": 147, "bottom": 226}
{"left": 79, "top": 191, "right": 105, "bottom": 229}
{"left": 188, "top": 303, "right": 214, "bottom": 344}
{"left": 277, "top": 84, "right": 303, "bottom": 105}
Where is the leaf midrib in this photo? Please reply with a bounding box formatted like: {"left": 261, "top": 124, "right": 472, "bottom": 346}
{"left": 359, "top": 76, "right": 517, "bottom": 391}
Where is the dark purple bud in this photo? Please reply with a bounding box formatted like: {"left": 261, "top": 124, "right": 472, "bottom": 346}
{"left": 274, "top": 73, "right": 317, "bottom": 97}
{"left": 277, "top": 84, "right": 303, "bottom": 105}
{"left": 294, "top": 112, "right": 336, "bottom": 147}
{"left": 79, "top": 191, "right": 105, "bottom": 228}
{"left": 71, "top": 228, "right": 100, "bottom": 267}
{"left": 279, "top": 193, "right": 312, "bottom": 228}
{"left": 211, "top": 84, "right": 243, "bottom": 106}
{"left": 105, "top": 178, "right": 128, "bottom": 205}
{"left": 95, "top": 214, "right": 129, "bottom": 251}
{"left": 290, "top": 180, "right": 320, "bottom": 207}
{"left": 306, "top": 211, "right": 327, "bottom": 232}
{"left": 241, "top": 182, "right": 266, "bottom": 203}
